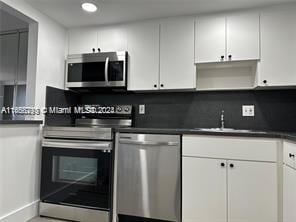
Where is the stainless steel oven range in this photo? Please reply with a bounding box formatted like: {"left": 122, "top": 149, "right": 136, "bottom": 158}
{"left": 40, "top": 105, "right": 133, "bottom": 222}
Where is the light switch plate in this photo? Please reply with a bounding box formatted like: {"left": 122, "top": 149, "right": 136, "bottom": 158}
{"left": 242, "top": 105, "right": 255, "bottom": 117}
{"left": 139, "top": 105, "right": 145, "bottom": 114}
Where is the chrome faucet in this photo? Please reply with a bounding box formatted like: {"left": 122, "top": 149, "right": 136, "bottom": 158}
{"left": 220, "top": 110, "right": 225, "bottom": 129}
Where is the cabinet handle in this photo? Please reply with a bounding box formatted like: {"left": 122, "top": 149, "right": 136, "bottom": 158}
{"left": 228, "top": 55, "right": 232, "bottom": 60}
{"left": 263, "top": 80, "right": 268, "bottom": 84}
{"left": 221, "top": 55, "right": 224, "bottom": 60}
{"left": 98, "top": 48, "right": 101, "bottom": 52}
{"left": 92, "top": 48, "right": 95, "bottom": 53}
{"left": 160, "top": 84, "right": 164, "bottom": 87}
{"left": 220, "top": 163, "right": 225, "bottom": 167}
{"left": 154, "top": 84, "right": 157, "bottom": 88}
{"left": 289, "top": 153, "right": 295, "bottom": 158}
{"left": 229, "top": 163, "right": 234, "bottom": 168}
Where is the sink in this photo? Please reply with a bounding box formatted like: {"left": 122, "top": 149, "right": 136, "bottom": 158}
{"left": 193, "top": 128, "right": 258, "bottom": 133}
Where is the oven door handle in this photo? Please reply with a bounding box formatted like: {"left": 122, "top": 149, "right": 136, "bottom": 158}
{"left": 42, "top": 139, "right": 112, "bottom": 151}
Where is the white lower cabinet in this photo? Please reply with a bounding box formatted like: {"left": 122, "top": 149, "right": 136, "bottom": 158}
{"left": 182, "top": 135, "right": 278, "bottom": 222}
{"left": 283, "top": 141, "right": 296, "bottom": 222}
{"left": 227, "top": 160, "right": 277, "bottom": 222}
{"left": 182, "top": 157, "right": 227, "bottom": 222}
{"left": 283, "top": 165, "right": 296, "bottom": 222}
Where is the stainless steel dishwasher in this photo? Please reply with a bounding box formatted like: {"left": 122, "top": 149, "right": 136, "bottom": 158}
{"left": 116, "top": 133, "right": 181, "bottom": 222}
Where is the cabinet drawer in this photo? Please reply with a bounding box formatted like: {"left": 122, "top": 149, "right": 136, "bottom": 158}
{"left": 183, "top": 135, "right": 278, "bottom": 162}
{"left": 283, "top": 141, "right": 296, "bottom": 168}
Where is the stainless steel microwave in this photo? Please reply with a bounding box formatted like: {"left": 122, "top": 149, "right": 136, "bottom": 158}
{"left": 65, "top": 51, "right": 127, "bottom": 89}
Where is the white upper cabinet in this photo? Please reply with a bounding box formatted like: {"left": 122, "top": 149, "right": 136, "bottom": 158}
{"left": 68, "top": 28, "right": 98, "bottom": 54}
{"left": 259, "top": 5, "right": 296, "bottom": 87}
{"left": 227, "top": 13, "right": 260, "bottom": 61}
{"left": 98, "top": 26, "right": 128, "bottom": 52}
{"left": 159, "top": 17, "right": 196, "bottom": 90}
{"left": 195, "top": 13, "right": 260, "bottom": 63}
{"left": 127, "top": 22, "right": 160, "bottom": 91}
{"left": 195, "top": 16, "right": 226, "bottom": 63}
{"left": 68, "top": 26, "right": 127, "bottom": 54}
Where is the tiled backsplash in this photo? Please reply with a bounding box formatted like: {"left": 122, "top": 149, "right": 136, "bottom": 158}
{"left": 46, "top": 86, "right": 296, "bottom": 131}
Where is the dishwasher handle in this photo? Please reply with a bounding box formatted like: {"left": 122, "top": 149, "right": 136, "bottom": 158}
{"left": 119, "top": 139, "right": 179, "bottom": 146}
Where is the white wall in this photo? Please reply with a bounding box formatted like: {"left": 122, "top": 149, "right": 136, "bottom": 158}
{"left": 0, "top": 125, "right": 41, "bottom": 222}
{"left": 0, "top": 1, "right": 66, "bottom": 221}
{"left": 1, "top": 0, "right": 67, "bottom": 111}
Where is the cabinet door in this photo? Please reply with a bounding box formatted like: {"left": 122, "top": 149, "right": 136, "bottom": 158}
{"left": 227, "top": 13, "right": 260, "bottom": 61}
{"left": 228, "top": 161, "right": 277, "bottom": 222}
{"left": 283, "top": 165, "right": 296, "bottom": 222}
{"left": 99, "top": 26, "right": 127, "bottom": 52}
{"left": 259, "top": 6, "right": 296, "bottom": 86}
{"left": 283, "top": 141, "right": 296, "bottom": 169}
{"left": 195, "top": 16, "right": 226, "bottom": 63}
{"left": 182, "top": 157, "right": 227, "bottom": 222}
{"left": 68, "top": 28, "right": 98, "bottom": 54}
{"left": 126, "top": 22, "right": 160, "bottom": 91}
{"left": 160, "top": 17, "right": 196, "bottom": 90}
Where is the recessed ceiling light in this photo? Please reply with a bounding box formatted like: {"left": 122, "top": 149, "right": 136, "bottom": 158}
{"left": 81, "top": 2, "right": 98, "bottom": 13}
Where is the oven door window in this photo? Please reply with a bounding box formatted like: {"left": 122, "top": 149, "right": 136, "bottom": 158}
{"left": 41, "top": 147, "right": 111, "bottom": 210}
{"left": 52, "top": 156, "right": 98, "bottom": 185}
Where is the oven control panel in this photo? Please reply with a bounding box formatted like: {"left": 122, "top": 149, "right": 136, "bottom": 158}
{"left": 82, "top": 105, "right": 132, "bottom": 115}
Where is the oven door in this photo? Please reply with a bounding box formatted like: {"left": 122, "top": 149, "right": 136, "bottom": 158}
{"left": 66, "top": 51, "right": 127, "bottom": 88}
{"left": 41, "top": 139, "right": 112, "bottom": 210}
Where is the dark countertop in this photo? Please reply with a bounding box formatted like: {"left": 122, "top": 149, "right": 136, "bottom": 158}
{"left": 114, "top": 127, "right": 296, "bottom": 142}
{"left": 0, "top": 120, "right": 43, "bottom": 125}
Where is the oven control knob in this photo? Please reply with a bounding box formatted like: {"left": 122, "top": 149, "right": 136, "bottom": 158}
{"left": 117, "top": 107, "right": 122, "bottom": 112}
{"left": 124, "top": 107, "right": 129, "bottom": 112}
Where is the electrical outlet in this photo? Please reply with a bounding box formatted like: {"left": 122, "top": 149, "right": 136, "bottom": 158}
{"left": 242, "top": 105, "right": 255, "bottom": 117}
{"left": 139, "top": 105, "right": 145, "bottom": 114}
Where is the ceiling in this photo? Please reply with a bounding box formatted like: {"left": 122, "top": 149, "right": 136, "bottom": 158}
{"left": 25, "top": 0, "right": 295, "bottom": 28}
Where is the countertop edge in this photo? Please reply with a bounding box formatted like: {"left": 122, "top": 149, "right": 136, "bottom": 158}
{"left": 0, "top": 120, "right": 43, "bottom": 125}
{"left": 113, "top": 128, "right": 296, "bottom": 142}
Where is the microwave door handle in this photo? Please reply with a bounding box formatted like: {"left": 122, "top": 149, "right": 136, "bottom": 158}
{"left": 105, "top": 57, "right": 109, "bottom": 85}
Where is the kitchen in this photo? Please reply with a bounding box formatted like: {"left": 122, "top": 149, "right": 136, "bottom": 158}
{"left": 0, "top": 0, "right": 296, "bottom": 222}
